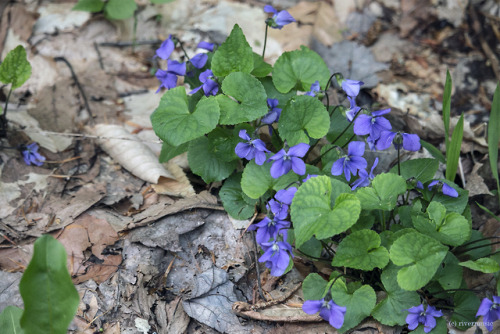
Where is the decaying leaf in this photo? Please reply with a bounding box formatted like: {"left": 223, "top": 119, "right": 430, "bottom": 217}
{"left": 152, "top": 161, "right": 194, "bottom": 197}
{"left": 7, "top": 109, "right": 73, "bottom": 153}
{"left": 182, "top": 267, "right": 250, "bottom": 333}
{"left": 92, "top": 124, "right": 189, "bottom": 191}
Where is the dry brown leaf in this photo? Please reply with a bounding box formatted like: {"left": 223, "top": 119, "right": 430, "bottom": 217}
{"left": 92, "top": 124, "right": 174, "bottom": 184}
{"left": 465, "top": 163, "right": 493, "bottom": 197}
{"left": 58, "top": 212, "right": 121, "bottom": 284}
{"left": 152, "top": 161, "right": 195, "bottom": 197}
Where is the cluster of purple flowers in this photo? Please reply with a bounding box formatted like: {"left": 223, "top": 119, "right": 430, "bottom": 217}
{"left": 154, "top": 36, "right": 216, "bottom": 95}
{"left": 404, "top": 297, "right": 500, "bottom": 333}
{"left": 327, "top": 78, "right": 423, "bottom": 189}
{"left": 248, "top": 187, "right": 297, "bottom": 276}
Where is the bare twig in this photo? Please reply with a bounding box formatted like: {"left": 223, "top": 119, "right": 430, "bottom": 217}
{"left": 54, "top": 56, "right": 95, "bottom": 122}
{"left": 232, "top": 282, "right": 323, "bottom": 322}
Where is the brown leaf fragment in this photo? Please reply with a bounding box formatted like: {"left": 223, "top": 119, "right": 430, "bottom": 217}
{"left": 152, "top": 161, "right": 195, "bottom": 197}
{"left": 57, "top": 212, "right": 121, "bottom": 284}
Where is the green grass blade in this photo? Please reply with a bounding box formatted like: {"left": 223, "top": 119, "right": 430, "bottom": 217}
{"left": 446, "top": 114, "right": 464, "bottom": 182}
{"left": 488, "top": 83, "right": 500, "bottom": 207}
{"left": 443, "top": 70, "right": 452, "bottom": 153}
{"left": 420, "top": 140, "right": 446, "bottom": 163}
{"left": 476, "top": 202, "right": 500, "bottom": 222}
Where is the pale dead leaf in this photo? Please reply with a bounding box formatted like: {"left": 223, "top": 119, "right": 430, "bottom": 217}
{"left": 152, "top": 161, "right": 195, "bottom": 197}
{"left": 465, "top": 163, "right": 493, "bottom": 197}
{"left": 92, "top": 124, "right": 174, "bottom": 184}
{"left": 33, "top": 3, "right": 90, "bottom": 34}
{"left": 7, "top": 109, "right": 73, "bottom": 153}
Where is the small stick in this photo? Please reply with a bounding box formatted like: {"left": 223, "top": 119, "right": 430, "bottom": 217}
{"left": 54, "top": 57, "right": 95, "bottom": 122}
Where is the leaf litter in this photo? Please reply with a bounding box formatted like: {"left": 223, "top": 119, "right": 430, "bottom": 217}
{"left": 1, "top": 0, "right": 500, "bottom": 333}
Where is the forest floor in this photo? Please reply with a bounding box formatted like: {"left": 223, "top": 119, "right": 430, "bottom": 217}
{"left": 0, "top": 0, "right": 499, "bottom": 333}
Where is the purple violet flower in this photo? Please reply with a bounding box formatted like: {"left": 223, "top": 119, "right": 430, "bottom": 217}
{"left": 259, "top": 237, "right": 294, "bottom": 276}
{"left": 269, "top": 143, "right": 310, "bottom": 178}
{"left": 341, "top": 79, "right": 364, "bottom": 97}
{"left": 351, "top": 157, "right": 378, "bottom": 190}
{"left": 376, "top": 131, "right": 421, "bottom": 152}
{"left": 262, "top": 99, "right": 282, "bottom": 124}
{"left": 476, "top": 296, "right": 500, "bottom": 332}
{"left": 353, "top": 108, "right": 392, "bottom": 140}
{"left": 302, "top": 298, "right": 347, "bottom": 329}
{"left": 346, "top": 96, "right": 361, "bottom": 122}
{"left": 405, "top": 304, "right": 443, "bottom": 333}
{"left": 190, "top": 53, "right": 208, "bottom": 69}
{"left": 275, "top": 187, "right": 297, "bottom": 205}
{"left": 428, "top": 180, "right": 459, "bottom": 198}
{"left": 190, "top": 69, "right": 218, "bottom": 96}
{"left": 267, "top": 199, "right": 288, "bottom": 220}
{"left": 197, "top": 41, "right": 214, "bottom": 52}
{"left": 305, "top": 81, "right": 321, "bottom": 97}
{"left": 22, "top": 143, "right": 45, "bottom": 166}
{"left": 250, "top": 216, "right": 291, "bottom": 244}
{"left": 155, "top": 60, "right": 186, "bottom": 92}
{"left": 268, "top": 187, "right": 297, "bottom": 219}
{"left": 156, "top": 35, "right": 175, "bottom": 60}
{"left": 264, "top": 5, "right": 296, "bottom": 29}
{"left": 235, "top": 129, "right": 270, "bottom": 165}
{"left": 331, "top": 141, "right": 367, "bottom": 182}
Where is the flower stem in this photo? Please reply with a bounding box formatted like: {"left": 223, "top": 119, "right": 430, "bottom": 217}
{"left": 0, "top": 86, "right": 13, "bottom": 138}
{"left": 324, "top": 72, "right": 338, "bottom": 112}
{"left": 397, "top": 145, "right": 401, "bottom": 176}
{"left": 454, "top": 240, "right": 500, "bottom": 255}
{"left": 175, "top": 38, "right": 190, "bottom": 61}
{"left": 262, "top": 24, "right": 269, "bottom": 59}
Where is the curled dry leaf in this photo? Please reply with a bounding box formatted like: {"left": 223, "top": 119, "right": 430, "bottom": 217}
{"left": 92, "top": 124, "right": 194, "bottom": 196}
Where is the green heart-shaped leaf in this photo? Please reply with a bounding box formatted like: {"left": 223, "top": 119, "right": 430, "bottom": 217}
{"left": 371, "top": 264, "right": 420, "bottom": 326}
{"left": 290, "top": 176, "right": 361, "bottom": 248}
{"left": 331, "top": 229, "right": 389, "bottom": 271}
{"left": 278, "top": 95, "right": 330, "bottom": 146}
{"left": 251, "top": 53, "right": 272, "bottom": 77}
{"left": 302, "top": 273, "right": 329, "bottom": 301}
{"left": 104, "top": 0, "right": 137, "bottom": 19}
{"left": 211, "top": 24, "right": 253, "bottom": 77}
{"left": 331, "top": 280, "right": 376, "bottom": 333}
{"left": 434, "top": 252, "right": 463, "bottom": 290}
{"left": 412, "top": 202, "right": 471, "bottom": 246}
{"left": 216, "top": 72, "right": 268, "bottom": 125}
{"left": 151, "top": 87, "right": 220, "bottom": 146}
{"left": 220, "top": 173, "right": 257, "bottom": 220}
{"left": 389, "top": 158, "right": 439, "bottom": 183}
{"left": 241, "top": 160, "right": 299, "bottom": 199}
{"left": 188, "top": 136, "right": 237, "bottom": 183}
{"left": 389, "top": 231, "right": 448, "bottom": 291}
{"left": 272, "top": 46, "right": 330, "bottom": 93}
{"left": 355, "top": 173, "right": 406, "bottom": 211}
{"left": 449, "top": 289, "right": 480, "bottom": 330}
